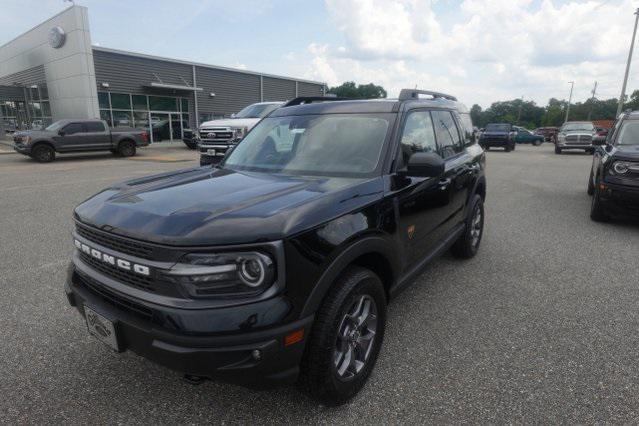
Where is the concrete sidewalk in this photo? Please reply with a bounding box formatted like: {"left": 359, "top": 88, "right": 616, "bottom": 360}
{"left": 0, "top": 135, "right": 14, "bottom": 154}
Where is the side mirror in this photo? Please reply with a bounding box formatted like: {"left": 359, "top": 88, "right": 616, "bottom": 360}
{"left": 230, "top": 113, "right": 236, "bottom": 118}
{"left": 406, "top": 152, "right": 445, "bottom": 178}
{"left": 58, "top": 130, "right": 66, "bottom": 136}
{"left": 592, "top": 135, "right": 607, "bottom": 146}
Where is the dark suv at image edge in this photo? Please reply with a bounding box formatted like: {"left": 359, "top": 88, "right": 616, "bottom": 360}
{"left": 588, "top": 111, "right": 639, "bottom": 221}
{"left": 64, "top": 90, "right": 486, "bottom": 406}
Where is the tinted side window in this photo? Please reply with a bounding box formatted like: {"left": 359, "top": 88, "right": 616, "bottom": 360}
{"left": 63, "top": 123, "right": 84, "bottom": 135}
{"left": 432, "top": 110, "right": 463, "bottom": 159}
{"left": 397, "top": 110, "right": 437, "bottom": 169}
{"left": 457, "top": 112, "right": 475, "bottom": 146}
{"left": 85, "top": 122, "right": 105, "bottom": 132}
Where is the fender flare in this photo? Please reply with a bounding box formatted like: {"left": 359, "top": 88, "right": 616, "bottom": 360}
{"left": 30, "top": 139, "right": 56, "bottom": 153}
{"left": 300, "top": 235, "right": 401, "bottom": 318}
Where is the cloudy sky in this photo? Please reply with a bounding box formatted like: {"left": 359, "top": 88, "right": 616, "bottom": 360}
{"left": 1, "top": 0, "right": 638, "bottom": 107}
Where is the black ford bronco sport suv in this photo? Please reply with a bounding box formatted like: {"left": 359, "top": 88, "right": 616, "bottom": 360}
{"left": 65, "top": 90, "right": 486, "bottom": 406}
{"left": 588, "top": 111, "right": 639, "bottom": 221}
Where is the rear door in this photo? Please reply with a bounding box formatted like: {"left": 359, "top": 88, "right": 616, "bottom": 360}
{"left": 431, "top": 110, "right": 471, "bottom": 234}
{"left": 83, "top": 121, "right": 111, "bottom": 149}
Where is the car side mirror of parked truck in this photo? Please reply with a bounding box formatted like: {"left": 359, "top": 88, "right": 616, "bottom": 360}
{"left": 406, "top": 152, "right": 445, "bottom": 178}
{"left": 592, "top": 135, "right": 607, "bottom": 146}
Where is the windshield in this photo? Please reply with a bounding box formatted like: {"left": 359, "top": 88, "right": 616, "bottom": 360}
{"left": 561, "top": 122, "right": 594, "bottom": 132}
{"left": 45, "top": 121, "right": 65, "bottom": 132}
{"left": 224, "top": 114, "right": 391, "bottom": 177}
{"left": 234, "top": 103, "right": 281, "bottom": 119}
{"left": 485, "top": 124, "right": 510, "bottom": 132}
{"left": 616, "top": 121, "right": 639, "bottom": 146}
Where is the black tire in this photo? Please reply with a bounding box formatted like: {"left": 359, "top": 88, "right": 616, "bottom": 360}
{"left": 118, "top": 140, "right": 136, "bottom": 157}
{"left": 31, "top": 144, "right": 55, "bottom": 163}
{"left": 298, "top": 266, "right": 387, "bottom": 406}
{"left": 555, "top": 145, "right": 562, "bottom": 154}
{"left": 511, "top": 143, "right": 516, "bottom": 151}
{"left": 590, "top": 186, "right": 609, "bottom": 222}
{"left": 587, "top": 169, "right": 595, "bottom": 196}
{"left": 505, "top": 145, "right": 512, "bottom": 152}
{"left": 184, "top": 142, "right": 197, "bottom": 150}
{"left": 451, "top": 194, "right": 484, "bottom": 259}
{"left": 533, "top": 139, "right": 542, "bottom": 146}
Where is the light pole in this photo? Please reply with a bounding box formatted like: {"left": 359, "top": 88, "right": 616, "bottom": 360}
{"left": 565, "top": 81, "right": 574, "bottom": 123}
{"left": 617, "top": 8, "right": 639, "bottom": 117}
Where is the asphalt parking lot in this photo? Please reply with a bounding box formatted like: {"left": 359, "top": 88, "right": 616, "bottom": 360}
{"left": 1, "top": 143, "right": 638, "bottom": 423}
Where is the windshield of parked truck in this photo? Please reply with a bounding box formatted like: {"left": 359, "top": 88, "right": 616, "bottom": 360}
{"left": 224, "top": 114, "right": 391, "bottom": 177}
{"left": 234, "top": 103, "right": 281, "bottom": 119}
{"left": 45, "top": 121, "right": 65, "bottom": 132}
{"left": 616, "top": 121, "right": 639, "bottom": 145}
{"left": 561, "top": 122, "right": 594, "bottom": 132}
{"left": 485, "top": 124, "right": 510, "bottom": 132}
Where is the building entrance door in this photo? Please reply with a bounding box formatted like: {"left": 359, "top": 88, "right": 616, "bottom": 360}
{"left": 150, "top": 112, "right": 184, "bottom": 142}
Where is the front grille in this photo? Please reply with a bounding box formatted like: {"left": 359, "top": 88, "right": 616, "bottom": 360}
{"left": 566, "top": 135, "right": 578, "bottom": 141}
{"left": 79, "top": 252, "right": 156, "bottom": 292}
{"left": 199, "top": 128, "right": 234, "bottom": 141}
{"left": 76, "top": 223, "right": 155, "bottom": 260}
{"left": 76, "top": 272, "right": 153, "bottom": 321}
{"left": 580, "top": 135, "right": 592, "bottom": 143}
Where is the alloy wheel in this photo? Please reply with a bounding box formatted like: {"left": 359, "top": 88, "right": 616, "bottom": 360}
{"left": 470, "top": 204, "right": 483, "bottom": 248}
{"left": 333, "top": 295, "right": 378, "bottom": 380}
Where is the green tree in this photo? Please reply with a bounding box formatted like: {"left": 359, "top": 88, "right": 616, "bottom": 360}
{"left": 327, "top": 81, "right": 387, "bottom": 99}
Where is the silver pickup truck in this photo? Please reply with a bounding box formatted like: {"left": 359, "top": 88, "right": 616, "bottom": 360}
{"left": 13, "top": 119, "right": 149, "bottom": 162}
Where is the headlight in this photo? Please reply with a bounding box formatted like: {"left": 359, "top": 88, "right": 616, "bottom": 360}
{"left": 234, "top": 127, "right": 247, "bottom": 139}
{"left": 610, "top": 161, "right": 636, "bottom": 175}
{"left": 164, "top": 251, "right": 275, "bottom": 298}
{"left": 558, "top": 133, "right": 566, "bottom": 141}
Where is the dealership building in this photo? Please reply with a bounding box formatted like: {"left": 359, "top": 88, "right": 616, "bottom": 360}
{"left": 0, "top": 5, "right": 326, "bottom": 142}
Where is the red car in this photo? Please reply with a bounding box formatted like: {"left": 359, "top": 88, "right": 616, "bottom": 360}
{"left": 534, "top": 127, "right": 559, "bottom": 143}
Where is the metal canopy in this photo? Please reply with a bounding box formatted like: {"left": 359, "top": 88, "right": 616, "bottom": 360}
{"left": 145, "top": 82, "right": 203, "bottom": 92}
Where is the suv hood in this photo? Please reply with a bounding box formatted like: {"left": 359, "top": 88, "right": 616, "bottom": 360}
{"left": 14, "top": 130, "right": 56, "bottom": 139}
{"left": 611, "top": 144, "right": 639, "bottom": 161}
{"left": 200, "top": 118, "right": 260, "bottom": 130}
{"left": 74, "top": 167, "right": 383, "bottom": 246}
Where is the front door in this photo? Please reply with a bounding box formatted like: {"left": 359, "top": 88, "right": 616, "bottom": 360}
{"left": 151, "top": 113, "right": 170, "bottom": 142}
{"left": 54, "top": 122, "right": 86, "bottom": 152}
{"left": 170, "top": 113, "right": 183, "bottom": 140}
{"left": 393, "top": 109, "right": 453, "bottom": 267}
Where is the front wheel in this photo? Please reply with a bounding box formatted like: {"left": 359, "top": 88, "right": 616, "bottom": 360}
{"left": 31, "top": 144, "right": 55, "bottom": 163}
{"left": 451, "top": 194, "right": 484, "bottom": 259}
{"left": 298, "top": 266, "right": 386, "bottom": 406}
{"left": 555, "top": 146, "right": 562, "bottom": 154}
{"left": 590, "top": 187, "right": 609, "bottom": 222}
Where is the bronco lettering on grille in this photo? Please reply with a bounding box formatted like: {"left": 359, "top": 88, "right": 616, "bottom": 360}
{"left": 74, "top": 239, "right": 151, "bottom": 276}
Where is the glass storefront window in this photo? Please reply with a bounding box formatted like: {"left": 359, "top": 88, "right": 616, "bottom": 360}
{"left": 133, "top": 95, "right": 148, "bottom": 111}
{"left": 110, "top": 93, "right": 131, "bottom": 110}
{"left": 181, "top": 98, "right": 189, "bottom": 113}
{"left": 100, "top": 109, "right": 112, "bottom": 127}
{"left": 134, "top": 112, "right": 150, "bottom": 129}
{"left": 40, "top": 85, "right": 48, "bottom": 100}
{"left": 98, "top": 92, "right": 110, "bottom": 109}
{"left": 112, "top": 110, "right": 132, "bottom": 127}
{"left": 42, "top": 102, "right": 51, "bottom": 116}
{"left": 29, "top": 102, "right": 42, "bottom": 117}
{"left": 149, "top": 96, "right": 177, "bottom": 111}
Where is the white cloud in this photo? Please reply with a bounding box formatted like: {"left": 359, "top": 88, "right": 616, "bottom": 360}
{"left": 298, "top": 0, "right": 639, "bottom": 107}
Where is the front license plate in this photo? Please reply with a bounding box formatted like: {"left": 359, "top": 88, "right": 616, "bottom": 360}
{"left": 206, "top": 149, "right": 216, "bottom": 156}
{"left": 85, "top": 306, "right": 120, "bottom": 351}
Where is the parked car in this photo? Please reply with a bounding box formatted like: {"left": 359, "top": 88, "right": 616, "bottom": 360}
{"left": 555, "top": 121, "right": 596, "bottom": 154}
{"left": 479, "top": 123, "right": 516, "bottom": 151}
{"left": 588, "top": 111, "right": 639, "bottom": 221}
{"left": 65, "top": 89, "right": 486, "bottom": 406}
{"left": 198, "top": 101, "right": 284, "bottom": 165}
{"left": 513, "top": 126, "right": 544, "bottom": 146}
{"left": 13, "top": 119, "right": 149, "bottom": 162}
{"left": 182, "top": 128, "right": 197, "bottom": 149}
{"left": 534, "top": 127, "right": 559, "bottom": 143}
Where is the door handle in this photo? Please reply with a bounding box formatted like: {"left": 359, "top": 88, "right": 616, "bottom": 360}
{"left": 438, "top": 178, "right": 452, "bottom": 190}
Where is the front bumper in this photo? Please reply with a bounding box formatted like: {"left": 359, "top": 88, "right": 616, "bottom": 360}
{"left": 481, "top": 138, "right": 511, "bottom": 148}
{"left": 65, "top": 263, "right": 313, "bottom": 389}
{"left": 557, "top": 142, "right": 593, "bottom": 150}
{"left": 13, "top": 142, "right": 30, "bottom": 155}
{"left": 598, "top": 181, "right": 639, "bottom": 214}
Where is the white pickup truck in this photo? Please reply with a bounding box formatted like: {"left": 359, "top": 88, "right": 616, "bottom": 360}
{"left": 198, "top": 102, "right": 283, "bottom": 165}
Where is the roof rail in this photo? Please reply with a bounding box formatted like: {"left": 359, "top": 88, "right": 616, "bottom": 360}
{"left": 283, "top": 96, "right": 349, "bottom": 107}
{"left": 398, "top": 89, "right": 457, "bottom": 101}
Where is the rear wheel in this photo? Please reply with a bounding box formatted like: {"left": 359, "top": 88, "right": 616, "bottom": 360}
{"left": 31, "top": 144, "right": 55, "bottom": 163}
{"left": 299, "top": 266, "right": 386, "bottom": 406}
{"left": 533, "top": 139, "right": 542, "bottom": 146}
{"left": 118, "top": 140, "right": 136, "bottom": 157}
{"left": 451, "top": 194, "right": 484, "bottom": 259}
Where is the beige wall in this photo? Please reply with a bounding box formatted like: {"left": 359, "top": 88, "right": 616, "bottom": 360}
{"left": 0, "top": 5, "right": 99, "bottom": 121}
